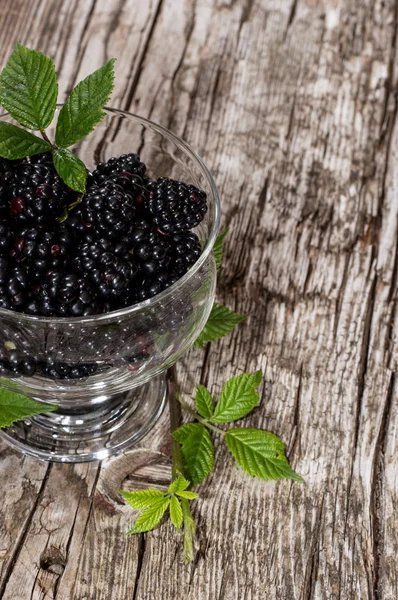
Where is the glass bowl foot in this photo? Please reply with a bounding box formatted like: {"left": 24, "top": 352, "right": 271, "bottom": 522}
{"left": 0, "top": 374, "right": 166, "bottom": 463}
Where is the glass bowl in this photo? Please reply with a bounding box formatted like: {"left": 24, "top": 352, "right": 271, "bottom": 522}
{"left": 0, "top": 108, "right": 220, "bottom": 462}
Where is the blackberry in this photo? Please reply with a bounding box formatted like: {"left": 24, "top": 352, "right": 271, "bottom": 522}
{"left": 146, "top": 177, "right": 207, "bottom": 233}
{"left": 40, "top": 360, "right": 98, "bottom": 380}
{"left": 128, "top": 222, "right": 170, "bottom": 276}
{"left": 10, "top": 226, "right": 73, "bottom": 279}
{"left": 168, "top": 231, "right": 202, "bottom": 275}
{"left": 5, "top": 155, "right": 75, "bottom": 226}
{"left": 0, "top": 261, "right": 30, "bottom": 311}
{"left": 74, "top": 239, "right": 138, "bottom": 302}
{"left": 0, "top": 223, "right": 13, "bottom": 254}
{"left": 0, "top": 349, "right": 37, "bottom": 378}
{"left": 92, "top": 153, "right": 148, "bottom": 186}
{"left": 81, "top": 181, "right": 137, "bottom": 239}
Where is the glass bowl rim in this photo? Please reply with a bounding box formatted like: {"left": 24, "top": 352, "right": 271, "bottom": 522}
{"left": 0, "top": 107, "right": 221, "bottom": 324}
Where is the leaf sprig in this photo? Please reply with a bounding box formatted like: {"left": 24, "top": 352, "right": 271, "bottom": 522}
{"left": 121, "top": 231, "right": 303, "bottom": 560}
{"left": 120, "top": 475, "right": 198, "bottom": 534}
{"left": 0, "top": 43, "right": 115, "bottom": 193}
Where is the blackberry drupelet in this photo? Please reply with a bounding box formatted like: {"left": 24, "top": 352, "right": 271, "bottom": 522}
{"left": 146, "top": 177, "right": 207, "bottom": 233}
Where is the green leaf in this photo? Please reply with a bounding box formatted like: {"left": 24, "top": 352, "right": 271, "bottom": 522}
{"left": 127, "top": 496, "right": 170, "bottom": 534}
{"left": 120, "top": 488, "right": 165, "bottom": 511}
{"left": 176, "top": 490, "right": 199, "bottom": 500}
{"left": 0, "top": 387, "right": 57, "bottom": 429}
{"left": 169, "top": 495, "right": 183, "bottom": 529}
{"left": 52, "top": 148, "right": 87, "bottom": 193}
{"left": 211, "top": 371, "right": 262, "bottom": 424}
{"left": 194, "top": 303, "right": 247, "bottom": 349}
{"left": 0, "top": 122, "right": 51, "bottom": 159}
{"left": 55, "top": 59, "right": 115, "bottom": 148}
{"left": 195, "top": 384, "right": 214, "bottom": 419}
{"left": 173, "top": 423, "right": 214, "bottom": 485}
{"left": 0, "top": 42, "right": 57, "bottom": 130}
{"left": 168, "top": 475, "right": 190, "bottom": 495}
{"left": 213, "top": 229, "right": 229, "bottom": 270}
{"left": 225, "top": 428, "right": 303, "bottom": 482}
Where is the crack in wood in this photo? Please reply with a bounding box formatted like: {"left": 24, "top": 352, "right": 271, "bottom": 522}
{"left": 0, "top": 464, "right": 52, "bottom": 600}
{"left": 370, "top": 372, "right": 395, "bottom": 600}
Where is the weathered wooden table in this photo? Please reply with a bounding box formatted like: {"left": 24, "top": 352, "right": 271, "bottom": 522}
{"left": 1, "top": 0, "right": 397, "bottom": 598}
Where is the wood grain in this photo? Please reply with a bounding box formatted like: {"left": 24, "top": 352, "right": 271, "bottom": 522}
{"left": 1, "top": 0, "right": 398, "bottom": 598}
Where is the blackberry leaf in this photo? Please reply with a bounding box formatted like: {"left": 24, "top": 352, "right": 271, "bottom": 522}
{"left": 195, "top": 384, "right": 214, "bottom": 419}
{"left": 0, "top": 388, "right": 57, "bottom": 429}
{"left": 55, "top": 59, "right": 115, "bottom": 148}
{"left": 169, "top": 496, "right": 183, "bottom": 529}
{"left": 168, "top": 475, "right": 190, "bottom": 495}
{"left": 211, "top": 371, "right": 262, "bottom": 424}
{"left": 213, "top": 229, "right": 229, "bottom": 271}
{"left": 225, "top": 428, "right": 303, "bottom": 482}
{"left": 120, "top": 488, "right": 165, "bottom": 511}
{"left": 127, "top": 497, "right": 170, "bottom": 534}
{"left": 173, "top": 423, "right": 214, "bottom": 485}
{"left": 0, "top": 122, "right": 51, "bottom": 159}
{"left": 52, "top": 148, "right": 87, "bottom": 193}
{"left": 194, "top": 303, "right": 247, "bottom": 349}
{"left": 0, "top": 42, "right": 58, "bottom": 130}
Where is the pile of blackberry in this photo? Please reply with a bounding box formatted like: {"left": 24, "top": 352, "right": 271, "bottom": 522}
{"left": 0, "top": 152, "right": 207, "bottom": 318}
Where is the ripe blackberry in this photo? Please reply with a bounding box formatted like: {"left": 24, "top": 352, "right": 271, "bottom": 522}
{"left": 145, "top": 177, "right": 207, "bottom": 233}
{"left": 74, "top": 239, "right": 138, "bottom": 302}
{"left": 81, "top": 181, "right": 137, "bottom": 239}
{"left": 40, "top": 360, "right": 98, "bottom": 380}
{"left": 92, "top": 153, "right": 148, "bottom": 186}
{"left": 0, "top": 349, "right": 37, "bottom": 378}
{"left": 10, "top": 226, "right": 73, "bottom": 279}
{"left": 128, "top": 222, "right": 171, "bottom": 276}
{"left": 0, "top": 223, "right": 13, "bottom": 254}
{"left": 169, "top": 231, "right": 202, "bottom": 275}
{"left": 5, "top": 155, "right": 74, "bottom": 226}
{"left": 0, "top": 260, "right": 30, "bottom": 310}
{"left": 134, "top": 270, "right": 180, "bottom": 302}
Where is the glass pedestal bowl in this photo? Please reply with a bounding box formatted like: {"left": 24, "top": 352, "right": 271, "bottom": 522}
{"left": 0, "top": 108, "right": 220, "bottom": 462}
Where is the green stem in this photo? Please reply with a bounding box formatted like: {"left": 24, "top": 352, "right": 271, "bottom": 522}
{"left": 167, "top": 365, "right": 196, "bottom": 563}
{"left": 175, "top": 391, "right": 226, "bottom": 436}
{"left": 40, "top": 128, "right": 55, "bottom": 149}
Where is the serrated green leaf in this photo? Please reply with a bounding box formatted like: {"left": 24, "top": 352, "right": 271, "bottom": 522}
{"left": 52, "top": 148, "right": 87, "bottom": 193}
{"left": 194, "top": 303, "right": 247, "bottom": 349}
{"left": 55, "top": 59, "right": 115, "bottom": 148}
{"left": 0, "top": 42, "right": 57, "bottom": 130}
{"left": 195, "top": 384, "right": 214, "bottom": 419}
{"left": 120, "top": 488, "right": 165, "bottom": 511}
{"left": 0, "top": 387, "right": 57, "bottom": 429}
{"left": 211, "top": 371, "right": 262, "bottom": 424}
{"left": 225, "top": 428, "right": 303, "bottom": 482}
{"left": 0, "top": 123, "right": 51, "bottom": 159}
{"left": 213, "top": 229, "right": 229, "bottom": 270}
{"left": 176, "top": 490, "right": 199, "bottom": 500}
{"left": 173, "top": 423, "right": 214, "bottom": 485}
{"left": 169, "top": 495, "right": 183, "bottom": 529}
{"left": 168, "top": 475, "right": 190, "bottom": 495}
{"left": 127, "top": 496, "right": 170, "bottom": 534}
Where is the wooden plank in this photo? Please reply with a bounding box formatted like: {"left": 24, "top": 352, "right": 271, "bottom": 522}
{"left": 0, "top": 0, "right": 397, "bottom": 598}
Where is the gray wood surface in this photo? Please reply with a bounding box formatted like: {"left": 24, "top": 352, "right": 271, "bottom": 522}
{"left": 0, "top": 0, "right": 398, "bottom": 598}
